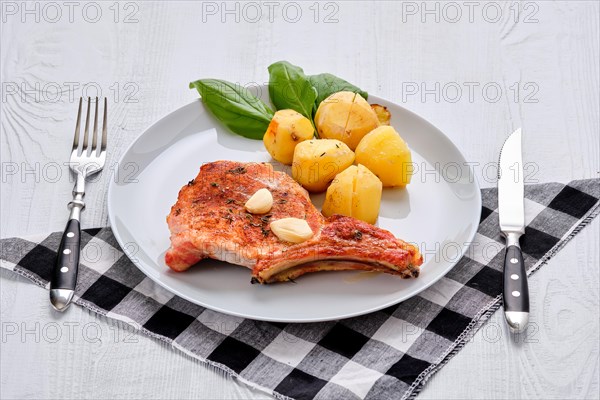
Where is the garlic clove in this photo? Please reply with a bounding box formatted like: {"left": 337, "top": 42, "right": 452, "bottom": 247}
{"left": 269, "top": 218, "right": 314, "bottom": 243}
{"left": 244, "top": 188, "right": 273, "bottom": 214}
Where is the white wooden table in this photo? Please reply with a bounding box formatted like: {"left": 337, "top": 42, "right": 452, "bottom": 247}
{"left": 1, "top": 2, "right": 598, "bottom": 398}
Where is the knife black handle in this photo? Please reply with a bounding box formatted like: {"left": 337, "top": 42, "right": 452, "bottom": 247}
{"left": 503, "top": 242, "right": 529, "bottom": 332}
{"left": 51, "top": 219, "right": 80, "bottom": 291}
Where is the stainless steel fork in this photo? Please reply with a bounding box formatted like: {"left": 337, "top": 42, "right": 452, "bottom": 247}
{"left": 50, "top": 97, "right": 107, "bottom": 311}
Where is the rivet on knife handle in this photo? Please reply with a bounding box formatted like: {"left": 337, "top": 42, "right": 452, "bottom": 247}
{"left": 502, "top": 232, "right": 529, "bottom": 333}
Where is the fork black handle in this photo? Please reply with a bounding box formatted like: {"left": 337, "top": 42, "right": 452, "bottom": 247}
{"left": 51, "top": 219, "right": 80, "bottom": 289}
{"left": 50, "top": 219, "right": 80, "bottom": 311}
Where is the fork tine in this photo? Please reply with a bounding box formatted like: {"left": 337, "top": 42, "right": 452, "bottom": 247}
{"left": 72, "top": 97, "right": 82, "bottom": 151}
{"left": 101, "top": 97, "right": 107, "bottom": 152}
{"left": 81, "top": 97, "right": 91, "bottom": 155}
{"left": 92, "top": 97, "right": 99, "bottom": 154}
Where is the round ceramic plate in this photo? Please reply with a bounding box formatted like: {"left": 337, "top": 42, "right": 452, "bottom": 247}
{"left": 108, "top": 89, "right": 481, "bottom": 322}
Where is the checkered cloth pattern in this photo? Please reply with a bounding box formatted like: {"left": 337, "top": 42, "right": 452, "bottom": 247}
{"left": 1, "top": 179, "right": 598, "bottom": 400}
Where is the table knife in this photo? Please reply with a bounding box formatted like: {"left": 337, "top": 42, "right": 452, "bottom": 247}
{"left": 498, "top": 128, "right": 529, "bottom": 333}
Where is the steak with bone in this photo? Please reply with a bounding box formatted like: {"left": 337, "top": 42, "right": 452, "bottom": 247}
{"left": 165, "top": 161, "right": 422, "bottom": 283}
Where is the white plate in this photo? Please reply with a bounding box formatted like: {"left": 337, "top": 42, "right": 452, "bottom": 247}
{"left": 108, "top": 89, "right": 481, "bottom": 322}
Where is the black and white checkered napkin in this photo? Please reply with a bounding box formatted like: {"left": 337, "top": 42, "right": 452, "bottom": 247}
{"left": 1, "top": 179, "right": 598, "bottom": 399}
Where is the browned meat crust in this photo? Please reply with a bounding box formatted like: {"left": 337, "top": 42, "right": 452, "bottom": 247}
{"left": 166, "top": 161, "right": 422, "bottom": 283}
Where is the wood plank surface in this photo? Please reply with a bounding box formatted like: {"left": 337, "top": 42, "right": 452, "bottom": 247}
{"left": 1, "top": 2, "right": 598, "bottom": 398}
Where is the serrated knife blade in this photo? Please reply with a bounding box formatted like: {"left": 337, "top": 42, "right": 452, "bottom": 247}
{"left": 498, "top": 128, "right": 529, "bottom": 333}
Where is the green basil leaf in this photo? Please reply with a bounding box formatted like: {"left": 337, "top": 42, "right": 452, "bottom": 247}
{"left": 309, "top": 73, "right": 368, "bottom": 109}
{"left": 189, "top": 79, "right": 274, "bottom": 140}
{"left": 268, "top": 61, "right": 317, "bottom": 120}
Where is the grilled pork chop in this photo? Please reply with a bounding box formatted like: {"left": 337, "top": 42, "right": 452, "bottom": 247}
{"left": 166, "top": 161, "right": 422, "bottom": 283}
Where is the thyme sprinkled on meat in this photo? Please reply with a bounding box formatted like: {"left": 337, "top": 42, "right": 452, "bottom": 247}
{"left": 228, "top": 166, "right": 247, "bottom": 174}
{"left": 187, "top": 179, "right": 195, "bottom": 186}
{"left": 165, "top": 161, "right": 423, "bottom": 282}
{"left": 210, "top": 182, "right": 219, "bottom": 187}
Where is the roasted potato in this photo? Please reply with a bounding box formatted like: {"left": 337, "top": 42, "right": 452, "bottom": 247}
{"left": 355, "top": 126, "right": 413, "bottom": 187}
{"left": 314, "top": 91, "right": 380, "bottom": 150}
{"left": 321, "top": 165, "right": 354, "bottom": 218}
{"left": 322, "top": 164, "right": 382, "bottom": 224}
{"left": 292, "top": 139, "right": 354, "bottom": 192}
{"left": 353, "top": 164, "right": 383, "bottom": 224}
{"left": 371, "top": 104, "right": 391, "bottom": 126}
{"left": 263, "top": 109, "right": 314, "bottom": 165}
